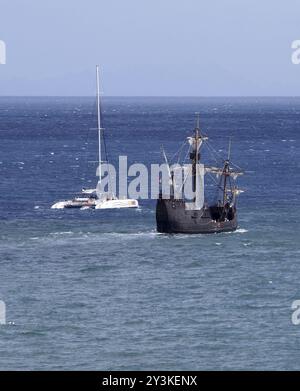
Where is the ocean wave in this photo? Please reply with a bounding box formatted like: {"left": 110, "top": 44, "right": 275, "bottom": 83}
{"left": 49, "top": 231, "right": 74, "bottom": 236}
{"left": 235, "top": 228, "right": 248, "bottom": 233}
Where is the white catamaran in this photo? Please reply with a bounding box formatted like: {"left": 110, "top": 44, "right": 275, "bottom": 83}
{"left": 51, "top": 66, "right": 139, "bottom": 210}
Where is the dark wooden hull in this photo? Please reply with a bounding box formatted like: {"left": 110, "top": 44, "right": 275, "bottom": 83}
{"left": 156, "top": 198, "right": 238, "bottom": 234}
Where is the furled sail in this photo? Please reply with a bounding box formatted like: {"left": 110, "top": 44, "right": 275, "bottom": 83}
{"left": 187, "top": 135, "right": 208, "bottom": 152}
{"left": 205, "top": 166, "right": 243, "bottom": 179}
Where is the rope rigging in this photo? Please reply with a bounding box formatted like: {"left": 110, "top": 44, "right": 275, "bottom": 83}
{"left": 160, "top": 130, "right": 241, "bottom": 205}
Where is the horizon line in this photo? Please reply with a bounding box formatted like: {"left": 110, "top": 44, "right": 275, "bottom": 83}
{"left": 0, "top": 95, "right": 300, "bottom": 98}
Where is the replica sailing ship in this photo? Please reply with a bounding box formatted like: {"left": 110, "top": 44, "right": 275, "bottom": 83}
{"left": 156, "top": 115, "right": 244, "bottom": 234}
{"left": 51, "top": 66, "right": 139, "bottom": 210}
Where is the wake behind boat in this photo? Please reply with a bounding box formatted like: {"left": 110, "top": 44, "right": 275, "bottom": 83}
{"left": 51, "top": 66, "right": 139, "bottom": 210}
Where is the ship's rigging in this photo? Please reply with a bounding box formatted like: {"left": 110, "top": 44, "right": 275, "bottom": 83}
{"left": 160, "top": 114, "right": 244, "bottom": 209}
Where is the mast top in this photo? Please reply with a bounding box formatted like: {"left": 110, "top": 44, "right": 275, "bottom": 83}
{"left": 227, "top": 137, "right": 232, "bottom": 162}
{"left": 195, "top": 112, "right": 200, "bottom": 138}
{"left": 188, "top": 113, "right": 208, "bottom": 150}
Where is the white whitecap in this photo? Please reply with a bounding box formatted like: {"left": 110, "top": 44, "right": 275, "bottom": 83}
{"left": 50, "top": 231, "right": 73, "bottom": 236}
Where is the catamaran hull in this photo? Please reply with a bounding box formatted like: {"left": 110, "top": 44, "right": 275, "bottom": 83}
{"left": 51, "top": 201, "right": 96, "bottom": 209}
{"left": 51, "top": 199, "right": 139, "bottom": 210}
{"left": 156, "top": 198, "right": 237, "bottom": 234}
{"left": 51, "top": 201, "right": 72, "bottom": 209}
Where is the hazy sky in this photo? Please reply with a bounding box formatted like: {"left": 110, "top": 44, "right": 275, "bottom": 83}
{"left": 0, "top": 0, "right": 300, "bottom": 95}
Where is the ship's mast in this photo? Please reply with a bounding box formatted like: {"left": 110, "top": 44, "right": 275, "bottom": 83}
{"left": 186, "top": 113, "right": 207, "bottom": 209}
{"left": 222, "top": 162, "right": 229, "bottom": 204}
{"left": 96, "top": 65, "right": 102, "bottom": 185}
{"left": 222, "top": 138, "right": 232, "bottom": 205}
{"left": 195, "top": 113, "right": 200, "bottom": 161}
{"left": 192, "top": 113, "right": 200, "bottom": 201}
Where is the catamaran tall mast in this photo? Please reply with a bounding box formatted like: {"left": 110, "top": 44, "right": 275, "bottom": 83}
{"left": 51, "top": 67, "right": 139, "bottom": 210}
{"left": 192, "top": 113, "right": 200, "bottom": 201}
{"left": 96, "top": 65, "right": 102, "bottom": 184}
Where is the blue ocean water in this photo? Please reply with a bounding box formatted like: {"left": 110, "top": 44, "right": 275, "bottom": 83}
{"left": 0, "top": 96, "right": 299, "bottom": 370}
